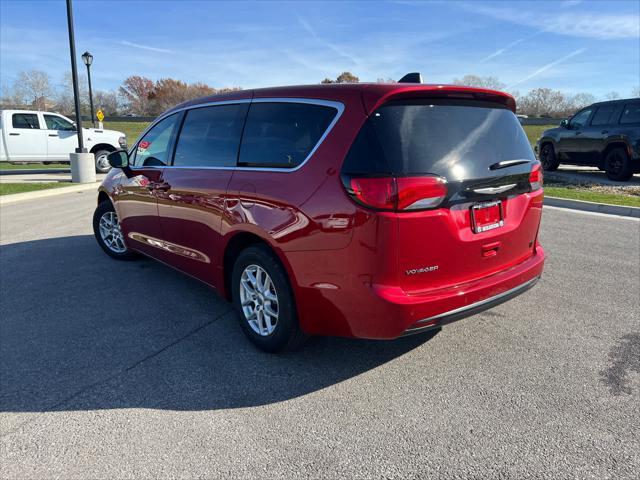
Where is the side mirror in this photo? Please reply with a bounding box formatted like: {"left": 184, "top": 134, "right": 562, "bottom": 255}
{"left": 107, "top": 150, "right": 129, "bottom": 169}
{"left": 560, "top": 119, "right": 569, "bottom": 128}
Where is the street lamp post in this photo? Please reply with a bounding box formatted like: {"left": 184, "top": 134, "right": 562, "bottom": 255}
{"left": 82, "top": 51, "right": 96, "bottom": 128}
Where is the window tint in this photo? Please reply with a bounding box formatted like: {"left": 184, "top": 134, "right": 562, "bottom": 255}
{"left": 620, "top": 103, "right": 640, "bottom": 124}
{"left": 239, "top": 102, "right": 337, "bottom": 168}
{"left": 569, "top": 109, "right": 592, "bottom": 129}
{"left": 590, "top": 106, "right": 616, "bottom": 126}
{"left": 342, "top": 100, "right": 535, "bottom": 181}
{"left": 12, "top": 113, "right": 39, "bottom": 129}
{"left": 44, "top": 115, "right": 75, "bottom": 131}
{"left": 173, "top": 103, "right": 248, "bottom": 167}
{"left": 132, "top": 113, "right": 180, "bottom": 167}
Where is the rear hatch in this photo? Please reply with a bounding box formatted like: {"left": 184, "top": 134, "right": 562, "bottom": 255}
{"left": 341, "top": 98, "right": 543, "bottom": 293}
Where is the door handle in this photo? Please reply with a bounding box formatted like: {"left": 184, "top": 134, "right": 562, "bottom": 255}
{"left": 48, "top": 134, "right": 59, "bottom": 137}
{"left": 601, "top": 130, "right": 608, "bottom": 134}
{"left": 9, "top": 133, "right": 20, "bottom": 136}
{"left": 574, "top": 131, "right": 582, "bottom": 135}
{"left": 147, "top": 182, "right": 171, "bottom": 192}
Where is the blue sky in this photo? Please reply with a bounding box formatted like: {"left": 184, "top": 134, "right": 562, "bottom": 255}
{"left": 1, "top": 0, "right": 638, "bottom": 98}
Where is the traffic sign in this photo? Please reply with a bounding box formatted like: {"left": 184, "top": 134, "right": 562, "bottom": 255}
{"left": 96, "top": 109, "right": 104, "bottom": 122}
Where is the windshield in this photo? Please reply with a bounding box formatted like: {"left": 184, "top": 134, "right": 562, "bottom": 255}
{"left": 343, "top": 100, "right": 535, "bottom": 181}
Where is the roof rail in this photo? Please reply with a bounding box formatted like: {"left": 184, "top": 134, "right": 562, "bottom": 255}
{"left": 398, "top": 72, "right": 422, "bottom": 83}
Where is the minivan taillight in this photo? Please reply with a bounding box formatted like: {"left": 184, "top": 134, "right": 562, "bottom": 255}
{"left": 529, "top": 164, "right": 543, "bottom": 191}
{"left": 344, "top": 175, "right": 447, "bottom": 211}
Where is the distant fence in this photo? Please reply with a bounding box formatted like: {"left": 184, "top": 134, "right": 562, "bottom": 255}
{"left": 70, "top": 115, "right": 563, "bottom": 125}
{"left": 100, "top": 116, "right": 565, "bottom": 126}
{"left": 520, "top": 117, "right": 562, "bottom": 126}
{"left": 69, "top": 115, "right": 156, "bottom": 123}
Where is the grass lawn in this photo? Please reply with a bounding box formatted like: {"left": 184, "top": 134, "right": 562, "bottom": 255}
{"left": 544, "top": 186, "right": 640, "bottom": 208}
{"left": 0, "top": 182, "right": 71, "bottom": 196}
{"left": 0, "top": 162, "right": 69, "bottom": 171}
{"left": 104, "top": 121, "right": 149, "bottom": 145}
{"left": 523, "top": 124, "right": 556, "bottom": 148}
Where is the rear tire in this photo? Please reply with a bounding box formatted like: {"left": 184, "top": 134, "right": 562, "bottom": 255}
{"left": 231, "top": 244, "right": 307, "bottom": 353}
{"left": 604, "top": 147, "right": 633, "bottom": 181}
{"left": 93, "top": 200, "right": 137, "bottom": 260}
{"left": 94, "top": 149, "right": 112, "bottom": 174}
{"left": 540, "top": 144, "right": 559, "bottom": 171}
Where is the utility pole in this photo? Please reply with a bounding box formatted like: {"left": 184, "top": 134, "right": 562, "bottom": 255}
{"left": 66, "top": 0, "right": 85, "bottom": 152}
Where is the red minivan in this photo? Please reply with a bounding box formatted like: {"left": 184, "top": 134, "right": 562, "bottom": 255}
{"left": 94, "top": 79, "right": 545, "bottom": 352}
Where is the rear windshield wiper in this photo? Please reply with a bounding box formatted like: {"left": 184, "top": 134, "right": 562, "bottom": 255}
{"left": 489, "top": 159, "right": 532, "bottom": 170}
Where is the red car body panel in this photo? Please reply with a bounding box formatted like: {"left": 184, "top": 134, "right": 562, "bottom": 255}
{"left": 99, "top": 83, "right": 544, "bottom": 339}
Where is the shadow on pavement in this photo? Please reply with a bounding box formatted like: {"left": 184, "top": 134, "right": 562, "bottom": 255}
{"left": 0, "top": 235, "right": 435, "bottom": 413}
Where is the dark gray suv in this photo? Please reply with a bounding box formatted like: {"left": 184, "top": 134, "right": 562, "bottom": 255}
{"left": 536, "top": 99, "right": 640, "bottom": 181}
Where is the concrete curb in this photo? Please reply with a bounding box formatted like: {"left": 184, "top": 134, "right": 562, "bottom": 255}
{"left": 0, "top": 182, "right": 100, "bottom": 206}
{"left": 545, "top": 196, "right": 640, "bottom": 218}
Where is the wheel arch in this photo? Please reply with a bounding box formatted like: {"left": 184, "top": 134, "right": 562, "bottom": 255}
{"left": 602, "top": 140, "right": 631, "bottom": 158}
{"left": 222, "top": 230, "right": 298, "bottom": 302}
{"left": 97, "top": 188, "right": 111, "bottom": 205}
{"left": 90, "top": 143, "right": 116, "bottom": 154}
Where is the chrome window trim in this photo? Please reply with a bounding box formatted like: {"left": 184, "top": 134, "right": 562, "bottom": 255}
{"left": 128, "top": 97, "right": 345, "bottom": 173}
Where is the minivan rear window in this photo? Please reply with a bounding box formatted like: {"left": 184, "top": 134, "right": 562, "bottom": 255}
{"left": 238, "top": 102, "right": 336, "bottom": 168}
{"left": 343, "top": 100, "right": 536, "bottom": 181}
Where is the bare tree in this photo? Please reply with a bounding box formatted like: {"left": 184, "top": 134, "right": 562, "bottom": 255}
{"left": 452, "top": 74, "right": 505, "bottom": 90}
{"left": 94, "top": 90, "right": 120, "bottom": 116}
{"left": 604, "top": 91, "right": 620, "bottom": 100}
{"left": 567, "top": 92, "right": 596, "bottom": 111}
{"left": 53, "top": 71, "right": 88, "bottom": 115}
{"left": 518, "top": 88, "right": 566, "bottom": 117}
{"left": 13, "top": 70, "right": 53, "bottom": 110}
{"left": 632, "top": 86, "right": 640, "bottom": 98}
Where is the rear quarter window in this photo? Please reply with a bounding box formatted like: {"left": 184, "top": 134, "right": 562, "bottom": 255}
{"left": 620, "top": 103, "right": 640, "bottom": 124}
{"left": 238, "top": 102, "right": 337, "bottom": 168}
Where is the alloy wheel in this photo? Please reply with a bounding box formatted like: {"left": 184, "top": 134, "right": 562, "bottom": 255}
{"left": 239, "top": 264, "right": 279, "bottom": 336}
{"left": 98, "top": 211, "right": 127, "bottom": 254}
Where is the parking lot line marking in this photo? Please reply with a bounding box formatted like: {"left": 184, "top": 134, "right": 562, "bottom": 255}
{"left": 544, "top": 205, "right": 640, "bottom": 222}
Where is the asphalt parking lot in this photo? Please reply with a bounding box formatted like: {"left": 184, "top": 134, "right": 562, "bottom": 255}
{"left": 1, "top": 191, "right": 639, "bottom": 479}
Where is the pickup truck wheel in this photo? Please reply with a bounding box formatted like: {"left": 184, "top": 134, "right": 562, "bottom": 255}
{"left": 540, "top": 144, "right": 559, "bottom": 171}
{"left": 94, "top": 150, "right": 112, "bottom": 174}
{"left": 604, "top": 147, "right": 633, "bottom": 181}
{"left": 93, "top": 201, "right": 137, "bottom": 260}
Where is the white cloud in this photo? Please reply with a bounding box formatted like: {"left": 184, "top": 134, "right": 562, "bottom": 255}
{"left": 479, "top": 32, "right": 541, "bottom": 63}
{"left": 120, "top": 41, "right": 173, "bottom": 54}
{"left": 470, "top": 4, "right": 639, "bottom": 40}
{"left": 560, "top": 0, "right": 583, "bottom": 7}
{"left": 507, "top": 48, "right": 586, "bottom": 88}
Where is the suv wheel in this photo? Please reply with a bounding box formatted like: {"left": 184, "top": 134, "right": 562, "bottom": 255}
{"left": 94, "top": 150, "right": 112, "bottom": 174}
{"left": 93, "top": 200, "right": 137, "bottom": 260}
{"left": 540, "top": 144, "right": 559, "bottom": 171}
{"left": 231, "top": 245, "right": 307, "bottom": 353}
{"left": 604, "top": 147, "right": 633, "bottom": 181}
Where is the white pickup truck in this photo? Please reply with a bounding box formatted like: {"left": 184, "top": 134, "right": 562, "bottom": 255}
{"left": 0, "top": 110, "right": 127, "bottom": 173}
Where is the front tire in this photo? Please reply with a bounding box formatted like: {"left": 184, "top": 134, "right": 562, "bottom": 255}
{"left": 93, "top": 200, "right": 137, "bottom": 260}
{"left": 540, "top": 144, "right": 559, "bottom": 171}
{"left": 231, "top": 244, "right": 307, "bottom": 353}
{"left": 94, "top": 149, "right": 112, "bottom": 174}
{"left": 604, "top": 147, "right": 633, "bottom": 181}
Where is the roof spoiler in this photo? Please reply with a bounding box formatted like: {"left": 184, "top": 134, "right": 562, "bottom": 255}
{"left": 398, "top": 72, "right": 422, "bottom": 84}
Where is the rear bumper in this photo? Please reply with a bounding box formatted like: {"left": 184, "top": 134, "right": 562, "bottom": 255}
{"left": 359, "top": 245, "right": 545, "bottom": 339}
{"left": 402, "top": 275, "right": 539, "bottom": 335}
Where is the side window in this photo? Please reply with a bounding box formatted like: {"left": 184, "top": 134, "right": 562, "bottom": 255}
{"left": 132, "top": 113, "right": 180, "bottom": 167}
{"left": 569, "top": 109, "right": 593, "bottom": 129}
{"left": 620, "top": 103, "right": 640, "bottom": 124}
{"left": 590, "top": 106, "right": 615, "bottom": 126}
{"left": 239, "top": 102, "right": 337, "bottom": 168}
{"left": 173, "top": 103, "right": 248, "bottom": 167}
{"left": 12, "top": 113, "right": 40, "bottom": 129}
{"left": 44, "top": 115, "right": 75, "bottom": 131}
